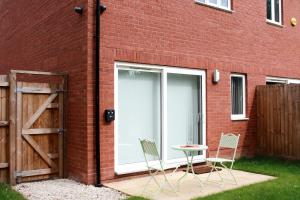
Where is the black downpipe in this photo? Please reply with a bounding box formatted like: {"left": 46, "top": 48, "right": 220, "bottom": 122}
{"left": 95, "top": 0, "right": 101, "bottom": 187}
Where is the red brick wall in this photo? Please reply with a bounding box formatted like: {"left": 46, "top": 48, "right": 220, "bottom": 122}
{"left": 2, "top": 0, "right": 300, "bottom": 185}
{"left": 97, "top": 0, "right": 300, "bottom": 182}
{"left": 0, "top": 0, "right": 92, "bottom": 183}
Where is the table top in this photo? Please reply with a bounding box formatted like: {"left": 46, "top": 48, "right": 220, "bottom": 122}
{"left": 172, "top": 144, "right": 208, "bottom": 152}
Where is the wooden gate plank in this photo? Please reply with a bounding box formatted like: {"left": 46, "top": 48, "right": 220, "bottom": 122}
{"left": 47, "top": 103, "right": 59, "bottom": 109}
{"left": 9, "top": 73, "right": 17, "bottom": 185}
{"left": 58, "top": 83, "right": 64, "bottom": 177}
{"left": 11, "top": 70, "right": 65, "bottom": 76}
{"left": 0, "top": 121, "right": 8, "bottom": 126}
{"left": 0, "top": 163, "right": 8, "bottom": 169}
{"left": 0, "top": 82, "right": 9, "bottom": 87}
{"left": 47, "top": 153, "right": 58, "bottom": 159}
{"left": 17, "top": 87, "right": 58, "bottom": 94}
{"left": 16, "top": 82, "right": 23, "bottom": 183}
{"left": 22, "top": 128, "right": 60, "bottom": 135}
{"left": 23, "top": 93, "right": 58, "bottom": 129}
{"left": 22, "top": 134, "right": 57, "bottom": 169}
{"left": 16, "top": 168, "right": 58, "bottom": 177}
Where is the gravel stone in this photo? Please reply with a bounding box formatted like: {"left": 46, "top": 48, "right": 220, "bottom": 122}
{"left": 14, "top": 179, "right": 126, "bottom": 200}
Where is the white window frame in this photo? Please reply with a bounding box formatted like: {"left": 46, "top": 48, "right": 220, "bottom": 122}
{"left": 266, "top": 0, "right": 282, "bottom": 25}
{"left": 195, "top": 0, "right": 231, "bottom": 11}
{"left": 266, "top": 76, "right": 300, "bottom": 84}
{"left": 114, "top": 62, "right": 206, "bottom": 174}
{"left": 230, "top": 74, "right": 246, "bottom": 120}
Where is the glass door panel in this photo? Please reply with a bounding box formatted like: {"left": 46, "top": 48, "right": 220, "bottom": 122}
{"left": 167, "top": 73, "right": 202, "bottom": 160}
{"left": 118, "top": 69, "right": 161, "bottom": 165}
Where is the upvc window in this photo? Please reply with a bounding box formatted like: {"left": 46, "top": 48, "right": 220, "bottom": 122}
{"left": 267, "top": 0, "right": 282, "bottom": 24}
{"left": 196, "top": 0, "right": 231, "bottom": 10}
{"left": 231, "top": 74, "right": 246, "bottom": 120}
{"left": 266, "top": 76, "right": 300, "bottom": 85}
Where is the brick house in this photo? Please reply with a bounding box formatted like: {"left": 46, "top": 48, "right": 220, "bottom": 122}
{"left": 1, "top": 0, "right": 300, "bottom": 185}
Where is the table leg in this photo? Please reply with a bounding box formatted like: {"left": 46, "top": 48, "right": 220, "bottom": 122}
{"left": 177, "top": 151, "right": 190, "bottom": 190}
{"left": 177, "top": 151, "right": 204, "bottom": 190}
{"left": 189, "top": 153, "right": 204, "bottom": 187}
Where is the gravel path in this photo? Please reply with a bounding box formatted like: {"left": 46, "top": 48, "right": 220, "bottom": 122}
{"left": 14, "top": 179, "right": 126, "bottom": 200}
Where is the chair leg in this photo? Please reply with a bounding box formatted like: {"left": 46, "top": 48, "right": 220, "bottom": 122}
{"left": 141, "top": 170, "right": 160, "bottom": 195}
{"left": 151, "top": 171, "right": 162, "bottom": 188}
{"left": 162, "top": 171, "right": 178, "bottom": 195}
{"left": 141, "top": 176, "right": 153, "bottom": 195}
{"left": 229, "top": 169, "right": 238, "bottom": 185}
{"left": 206, "top": 162, "right": 224, "bottom": 187}
{"left": 220, "top": 162, "right": 238, "bottom": 185}
{"left": 206, "top": 162, "right": 217, "bottom": 182}
{"left": 229, "top": 162, "right": 238, "bottom": 185}
{"left": 215, "top": 166, "right": 224, "bottom": 182}
{"left": 172, "top": 165, "right": 180, "bottom": 175}
{"left": 142, "top": 169, "right": 178, "bottom": 197}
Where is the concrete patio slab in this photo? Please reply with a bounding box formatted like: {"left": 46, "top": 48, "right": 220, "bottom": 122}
{"left": 104, "top": 170, "right": 276, "bottom": 200}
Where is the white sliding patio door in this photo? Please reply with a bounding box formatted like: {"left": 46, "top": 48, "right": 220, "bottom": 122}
{"left": 115, "top": 62, "right": 206, "bottom": 174}
{"left": 166, "top": 73, "right": 202, "bottom": 161}
{"left": 117, "top": 69, "right": 161, "bottom": 166}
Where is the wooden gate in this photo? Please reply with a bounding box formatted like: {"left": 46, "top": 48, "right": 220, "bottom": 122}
{"left": 5, "top": 70, "right": 67, "bottom": 185}
{"left": 14, "top": 82, "right": 64, "bottom": 183}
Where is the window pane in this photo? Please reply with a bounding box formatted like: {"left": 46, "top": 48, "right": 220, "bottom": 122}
{"left": 198, "top": 0, "right": 205, "bottom": 3}
{"left": 274, "top": 0, "right": 280, "bottom": 22}
{"left": 118, "top": 70, "right": 161, "bottom": 165}
{"left": 267, "top": 0, "right": 272, "bottom": 20}
{"left": 231, "top": 76, "right": 244, "bottom": 115}
{"left": 208, "top": 0, "right": 218, "bottom": 5}
{"left": 167, "top": 74, "right": 201, "bottom": 160}
{"left": 220, "top": 0, "right": 229, "bottom": 8}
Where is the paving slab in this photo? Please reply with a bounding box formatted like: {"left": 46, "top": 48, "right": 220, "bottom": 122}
{"left": 104, "top": 170, "right": 276, "bottom": 200}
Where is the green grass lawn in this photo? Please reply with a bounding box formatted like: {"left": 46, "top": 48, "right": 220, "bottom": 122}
{"left": 0, "top": 184, "right": 25, "bottom": 200}
{"left": 127, "top": 156, "right": 300, "bottom": 200}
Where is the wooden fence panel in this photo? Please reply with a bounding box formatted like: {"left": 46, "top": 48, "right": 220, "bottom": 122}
{"left": 257, "top": 84, "right": 300, "bottom": 160}
{"left": 0, "top": 75, "right": 9, "bottom": 183}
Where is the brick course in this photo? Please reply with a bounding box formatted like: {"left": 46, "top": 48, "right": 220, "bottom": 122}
{"left": 1, "top": 0, "right": 300, "bottom": 184}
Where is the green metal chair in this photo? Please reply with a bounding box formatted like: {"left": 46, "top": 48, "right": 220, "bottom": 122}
{"left": 139, "top": 138, "right": 179, "bottom": 195}
{"left": 206, "top": 133, "right": 240, "bottom": 185}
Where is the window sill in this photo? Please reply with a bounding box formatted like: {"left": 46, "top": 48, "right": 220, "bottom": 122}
{"left": 195, "top": 1, "right": 233, "bottom": 14}
{"left": 231, "top": 117, "right": 249, "bottom": 121}
{"left": 266, "top": 20, "right": 283, "bottom": 28}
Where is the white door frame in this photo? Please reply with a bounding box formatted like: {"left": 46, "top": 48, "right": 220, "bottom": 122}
{"left": 114, "top": 62, "right": 206, "bottom": 174}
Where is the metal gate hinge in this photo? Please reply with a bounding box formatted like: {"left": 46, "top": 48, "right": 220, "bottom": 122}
{"left": 16, "top": 88, "right": 23, "bottom": 93}
{"left": 15, "top": 172, "right": 21, "bottom": 177}
{"left": 56, "top": 89, "right": 66, "bottom": 93}
{"left": 58, "top": 128, "right": 66, "bottom": 134}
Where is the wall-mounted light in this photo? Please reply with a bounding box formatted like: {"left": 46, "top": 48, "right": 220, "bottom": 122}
{"left": 74, "top": 6, "right": 83, "bottom": 14}
{"left": 213, "top": 69, "right": 220, "bottom": 83}
{"left": 99, "top": 4, "right": 106, "bottom": 14}
{"left": 291, "top": 17, "right": 297, "bottom": 26}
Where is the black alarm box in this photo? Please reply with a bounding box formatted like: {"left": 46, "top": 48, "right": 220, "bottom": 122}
{"left": 104, "top": 109, "right": 115, "bottom": 122}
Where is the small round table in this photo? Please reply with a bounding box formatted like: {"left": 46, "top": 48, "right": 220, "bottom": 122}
{"left": 172, "top": 144, "right": 208, "bottom": 188}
